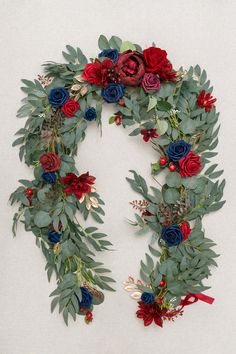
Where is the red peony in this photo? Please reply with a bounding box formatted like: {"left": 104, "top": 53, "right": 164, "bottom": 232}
{"left": 115, "top": 50, "right": 145, "bottom": 86}
{"left": 141, "top": 128, "right": 159, "bottom": 142}
{"left": 143, "top": 47, "right": 176, "bottom": 82}
{"left": 136, "top": 301, "right": 163, "bottom": 327}
{"left": 197, "top": 90, "right": 216, "bottom": 112}
{"left": 39, "top": 152, "right": 61, "bottom": 172}
{"left": 60, "top": 172, "right": 95, "bottom": 200}
{"left": 179, "top": 152, "right": 201, "bottom": 177}
{"left": 82, "top": 59, "right": 114, "bottom": 87}
{"left": 61, "top": 99, "right": 79, "bottom": 117}
{"left": 180, "top": 222, "right": 191, "bottom": 241}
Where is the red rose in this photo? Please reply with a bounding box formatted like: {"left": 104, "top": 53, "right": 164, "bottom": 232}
{"left": 61, "top": 99, "right": 79, "bottom": 117}
{"left": 179, "top": 152, "right": 201, "bottom": 177}
{"left": 82, "top": 59, "right": 113, "bottom": 87}
{"left": 143, "top": 47, "right": 176, "bottom": 82}
{"left": 115, "top": 50, "right": 145, "bottom": 86}
{"left": 180, "top": 222, "right": 191, "bottom": 241}
{"left": 39, "top": 152, "right": 61, "bottom": 172}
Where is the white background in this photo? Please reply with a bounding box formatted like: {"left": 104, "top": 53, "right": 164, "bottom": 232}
{"left": 0, "top": 1, "right": 236, "bottom": 353}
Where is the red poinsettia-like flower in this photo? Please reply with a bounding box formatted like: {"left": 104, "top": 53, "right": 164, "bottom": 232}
{"left": 140, "top": 128, "right": 159, "bottom": 142}
{"left": 196, "top": 90, "right": 216, "bottom": 112}
{"left": 60, "top": 172, "right": 96, "bottom": 200}
{"left": 82, "top": 59, "right": 114, "bottom": 87}
{"left": 136, "top": 301, "right": 163, "bottom": 327}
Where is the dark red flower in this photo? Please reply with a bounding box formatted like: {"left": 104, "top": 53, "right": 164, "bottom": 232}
{"left": 197, "top": 90, "right": 216, "bottom": 112}
{"left": 141, "top": 128, "right": 159, "bottom": 142}
{"left": 136, "top": 301, "right": 163, "bottom": 327}
{"left": 39, "top": 152, "right": 61, "bottom": 172}
{"left": 61, "top": 99, "right": 79, "bottom": 117}
{"left": 180, "top": 222, "right": 191, "bottom": 241}
{"left": 60, "top": 172, "right": 95, "bottom": 200}
{"left": 179, "top": 152, "right": 201, "bottom": 177}
{"left": 82, "top": 59, "right": 114, "bottom": 87}
{"left": 143, "top": 47, "right": 176, "bottom": 82}
{"left": 115, "top": 50, "right": 145, "bottom": 86}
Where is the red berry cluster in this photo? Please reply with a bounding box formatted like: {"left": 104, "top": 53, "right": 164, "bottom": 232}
{"left": 159, "top": 156, "right": 177, "bottom": 172}
{"left": 25, "top": 188, "right": 34, "bottom": 206}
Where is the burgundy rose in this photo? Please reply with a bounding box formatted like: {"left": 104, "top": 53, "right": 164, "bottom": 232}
{"left": 179, "top": 152, "right": 201, "bottom": 177}
{"left": 115, "top": 50, "right": 145, "bottom": 86}
{"left": 143, "top": 47, "right": 176, "bottom": 82}
{"left": 39, "top": 152, "right": 61, "bottom": 172}
{"left": 142, "top": 73, "right": 161, "bottom": 91}
{"left": 180, "top": 222, "right": 191, "bottom": 241}
{"left": 62, "top": 99, "right": 79, "bottom": 117}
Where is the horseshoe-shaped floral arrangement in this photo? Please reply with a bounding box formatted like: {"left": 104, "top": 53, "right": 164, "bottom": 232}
{"left": 10, "top": 35, "right": 225, "bottom": 327}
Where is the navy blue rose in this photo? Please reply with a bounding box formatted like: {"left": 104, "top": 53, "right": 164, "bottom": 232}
{"left": 48, "top": 231, "right": 61, "bottom": 243}
{"left": 84, "top": 107, "right": 97, "bottom": 121}
{"left": 98, "top": 49, "right": 119, "bottom": 62}
{"left": 48, "top": 87, "right": 69, "bottom": 108}
{"left": 141, "top": 292, "right": 155, "bottom": 305}
{"left": 76, "top": 287, "right": 93, "bottom": 308}
{"left": 161, "top": 225, "right": 184, "bottom": 247}
{"left": 42, "top": 172, "right": 56, "bottom": 184}
{"left": 101, "top": 83, "right": 125, "bottom": 103}
{"left": 167, "top": 140, "right": 191, "bottom": 161}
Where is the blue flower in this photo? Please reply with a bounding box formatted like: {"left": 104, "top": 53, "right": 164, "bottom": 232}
{"left": 161, "top": 225, "right": 184, "bottom": 247}
{"left": 84, "top": 107, "right": 97, "bottom": 121}
{"left": 98, "top": 49, "right": 119, "bottom": 62}
{"left": 141, "top": 292, "right": 155, "bottom": 305}
{"left": 101, "top": 83, "right": 125, "bottom": 103}
{"left": 42, "top": 172, "right": 56, "bottom": 184}
{"left": 76, "top": 287, "right": 93, "bottom": 308}
{"left": 48, "top": 87, "right": 69, "bottom": 108}
{"left": 167, "top": 140, "right": 191, "bottom": 161}
{"left": 48, "top": 230, "right": 61, "bottom": 243}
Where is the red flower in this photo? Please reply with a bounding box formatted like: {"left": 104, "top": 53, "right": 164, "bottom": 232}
{"left": 143, "top": 47, "right": 176, "bottom": 82}
{"left": 82, "top": 59, "right": 114, "bottom": 87}
{"left": 197, "top": 90, "right": 216, "bottom": 112}
{"left": 62, "top": 99, "right": 79, "bottom": 117}
{"left": 39, "top": 152, "right": 61, "bottom": 172}
{"left": 180, "top": 222, "right": 191, "bottom": 241}
{"left": 141, "top": 128, "right": 159, "bottom": 142}
{"left": 114, "top": 50, "right": 145, "bottom": 86}
{"left": 60, "top": 172, "right": 95, "bottom": 200}
{"left": 179, "top": 152, "right": 201, "bottom": 177}
{"left": 136, "top": 301, "right": 163, "bottom": 327}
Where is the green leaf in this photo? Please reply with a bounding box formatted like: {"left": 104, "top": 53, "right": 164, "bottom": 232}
{"left": 98, "top": 35, "right": 110, "bottom": 50}
{"left": 34, "top": 211, "right": 51, "bottom": 228}
{"left": 156, "top": 100, "right": 172, "bottom": 111}
{"left": 166, "top": 172, "right": 182, "bottom": 188}
{"left": 120, "top": 41, "right": 136, "bottom": 52}
{"left": 109, "top": 116, "right": 115, "bottom": 124}
{"left": 147, "top": 96, "right": 157, "bottom": 112}
{"left": 109, "top": 36, "right": 122, "bottom": 50}
{"left": 156, "top": 119, "right": 168, "bottom": 135}
{"left": 163, "top": 188, "right": 180, "bottom": 204}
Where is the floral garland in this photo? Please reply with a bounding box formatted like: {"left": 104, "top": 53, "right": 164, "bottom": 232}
{"left": 10, "top": 34, "right": 225, "bottom": 327}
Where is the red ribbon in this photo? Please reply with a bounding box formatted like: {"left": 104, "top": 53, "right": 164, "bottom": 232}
{"left": 180, "top": 293, "right": 215, "bottom": 308}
